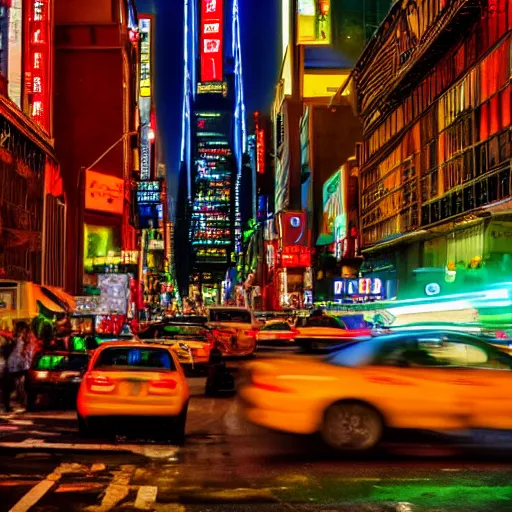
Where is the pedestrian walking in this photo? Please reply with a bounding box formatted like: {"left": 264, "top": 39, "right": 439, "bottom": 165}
{"left": 3, "top": 321, "right": 34, "bottom": 412}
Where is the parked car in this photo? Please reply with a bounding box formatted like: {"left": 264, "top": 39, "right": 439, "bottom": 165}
{"left": 206, "top": 307, "right": 261, "bottom": 357}
{"left": 27, "top": 351, "right": 89, "bottom": 410}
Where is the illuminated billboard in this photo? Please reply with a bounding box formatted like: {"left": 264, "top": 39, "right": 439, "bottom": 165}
{"left": 7, "top": 0, "right": 22, "bottom": 107}
{"left": 200, "top": 0, "right": 223, "bottom": 82}
{"left": 85, "top": 170, "right": 124, "bottom": 215}
{"left": 25, "top": 0, "right": 51, "bottom": 131}
{"left": 322, "top": 168, "right": 347, "bottom": 243}
{"left": 136, "top": 181, "right": 161, "bottom": 204}
{"left": 139, "top": 16, "right": 152, "bottom": 180}
{"left": 139, "top": 17, "right": 151, "bottom": 97}
{"left": 297, "top": 0, "right": 331, "bottom": 45}
{"left": 197, "top": 81, "right": 228, "bottom": 96}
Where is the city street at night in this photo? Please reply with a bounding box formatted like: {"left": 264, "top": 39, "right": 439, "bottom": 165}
{"left": 2, "top": 0, "right": 512, "bottom": 510}
{"left": 2, "top": 357, "right": 512, "bottom": 512}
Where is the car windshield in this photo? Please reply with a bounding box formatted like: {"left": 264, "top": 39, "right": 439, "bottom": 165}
{"left": 210, "top": 309, "right": 252, "bottom": 323}
{"left": 94, "top": 347, "right": 175, "bottom": 371}
{"left": 34, "top": 354, "right": 89, "bottom": 371}
{"left": 340, "top": 315, "right": 370, "bottom": 330}
{"left": 325, "top": 341, "right": 379, "bottom": 368}
{"left": 161, "top": 325, "right": 210, "bottom": 342}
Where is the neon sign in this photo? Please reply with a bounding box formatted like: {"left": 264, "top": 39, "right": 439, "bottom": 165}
{"left": 197, "top": 81, "right": 227, "bottom": 95}
{"left": 26, "top": 0, "right": 50, "bottom": 131}
{"left": 139, "top": 17, "right": 151, "bottom": 97}
{"left": 200, "top": 0, "right": 223, "bottom": 82}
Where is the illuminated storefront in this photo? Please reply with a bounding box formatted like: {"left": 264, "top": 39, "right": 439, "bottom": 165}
{"left": 339, "top": 0, "right": 512, "bottom": 299}
{"left": 262, "top": 211, "right": 313, "bottom": 310}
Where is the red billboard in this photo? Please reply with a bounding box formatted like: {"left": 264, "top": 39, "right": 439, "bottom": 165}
{"left": 279, "top": 211, "right": 308, "bottom": 247}
{"left": 200, "top": 0, "right": 224, "bottom": 82}
{"left": 25, "top": 0, "right": 51, "bottom": 132}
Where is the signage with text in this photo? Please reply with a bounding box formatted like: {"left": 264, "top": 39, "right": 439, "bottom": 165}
{"left": 200, "top": 0, "right": 223, "bottom": 82}
{"left": 85, "top": 170, "right": 124, "bottom": 215}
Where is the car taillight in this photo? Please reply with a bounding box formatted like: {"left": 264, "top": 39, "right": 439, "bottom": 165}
{"left": 495, "top": 331, "right": 509, "bottom": 340}
{"left": 35, "top": 371, "right": 49, "bottom": 380}
{"left": 245, "top": 330, "right": 258, "bottom": 337}
{"left": 85, "top": 374, "right": 115, "bottom": 393}
{"left": 148, "top": 379, "right": 178, "bottom": 394}
{"left": 253, "top": 380, "right": 293, "bottom": 393}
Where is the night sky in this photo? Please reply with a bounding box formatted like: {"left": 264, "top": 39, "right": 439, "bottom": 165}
{"left": 136, "top": 0, "right": 280, "bottom": 200}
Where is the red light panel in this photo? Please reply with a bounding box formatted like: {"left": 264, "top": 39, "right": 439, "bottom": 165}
{"left": 200, "top": 0, "right": 223, "bottom": 82}
{"left": 26, "top": 0, "right": 51, "bottom": 132}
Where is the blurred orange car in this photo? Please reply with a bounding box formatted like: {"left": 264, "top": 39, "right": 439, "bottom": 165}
{"left": 77, "top": 342, "right": 189, "bottom": 442}
{"left": 240, "top": 330, "right": 512, "bottom": 452}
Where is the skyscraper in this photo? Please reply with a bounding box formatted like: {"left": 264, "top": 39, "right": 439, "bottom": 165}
{"left": 176, "top": 0, "right": 246, "bottom": 304}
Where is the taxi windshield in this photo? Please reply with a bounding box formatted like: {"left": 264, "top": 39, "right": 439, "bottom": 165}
{"left": 94, "top": 347, "right": 175, "bottom": 371}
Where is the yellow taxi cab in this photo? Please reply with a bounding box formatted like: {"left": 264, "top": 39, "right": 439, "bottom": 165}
{"left": 294, "top": 314, "right": 372, "bottom": 352}
{"left": 138, "top": 323, "right": 217, "bottom": 367}
{"left": 207, "top": 307, "right": 261, "bottom": 356}
{"left": 239, "top": 330, "right": 512, "bottom": 452}
{"left": 77, "top": 342, "right": 189, "bottom": 443}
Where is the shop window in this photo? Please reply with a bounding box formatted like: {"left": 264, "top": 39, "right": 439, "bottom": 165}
{"left": 500, "top": 85, "right": 511, "bottom": 129}
{"left": 479, "top": 102, "right": 490, "bottom": 141}
{"left": 463, "top": 148, "right": 474, "bottom": 182}
{"left": 499, "top": 130, "right": 512, "bottom": 162}
{"left": 431, "top": 169, "right": 439, "bottom": 197}
{"left": 489, "top": 135, "right": 500, "bottom": 168}
{"left": 421, "top": 204, "right": 430, "bottom": 226}
{"left": 498, "top": 168, "right": 511, "bottom": 199}
{"left": 490, "top": 95, "right": 500, "bottom": 136}
{"left": 464, "top": 185, "right": 475, "bottom": 211}
{"left": 441, "top": 194, "right": 452, "bottom": 219}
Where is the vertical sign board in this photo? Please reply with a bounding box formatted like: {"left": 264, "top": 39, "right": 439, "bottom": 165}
{"left": 0, "top": 2, "right": 8, "bottom": 78}
{"left": 25, "top": 0, "right": 51, "bottom": 132}
{"left": 201, "top": 0, "right": 223, "bottom": 82}
{"left": 8, "top": 0, "right": 23, "bottom": 107}
{"left": 139, "top": 17, "right": 152, "bottom": 180}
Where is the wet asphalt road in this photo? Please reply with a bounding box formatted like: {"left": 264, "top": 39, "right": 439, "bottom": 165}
{"left": 1, "top": 355, "right": 512, "bottom": 511}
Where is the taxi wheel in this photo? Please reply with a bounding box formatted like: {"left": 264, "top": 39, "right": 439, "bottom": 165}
{"left": 321, "top": 402, "right": 383, "bottom": 452}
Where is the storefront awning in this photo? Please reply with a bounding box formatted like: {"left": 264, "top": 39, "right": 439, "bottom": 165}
{"left": 42, "top": 286, "right": 76, "bottom": 312}
{"left": 32, "top": 285, "right": 65, "bottom": 316}
{"left": 316, "top": 233, "right": 334, "bottom": 246}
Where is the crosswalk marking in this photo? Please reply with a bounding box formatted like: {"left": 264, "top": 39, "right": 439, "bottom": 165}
{"left": 8, "top": 463, "right": 66, "bottom": 512}
{"left": 86, "top": 465, "right": 134, "bottom": 512}
{"left": 0, "top": 438, "right": 179, "bottom": 458}
{"left": 134, "top": 485, "right": 158, "bottom": 510}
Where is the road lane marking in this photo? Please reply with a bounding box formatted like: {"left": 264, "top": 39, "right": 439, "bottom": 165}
{"left": 0, "top": 439, "right": 179, "bottom": 458}
{"left": 86, "top": 465, "right": 135, "bottom": 512}
{"left": 8, "top": 463, "right": 70, "bottom": 512}
{"left": 134, "top": 485, "right": 158, "bottom": 509}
